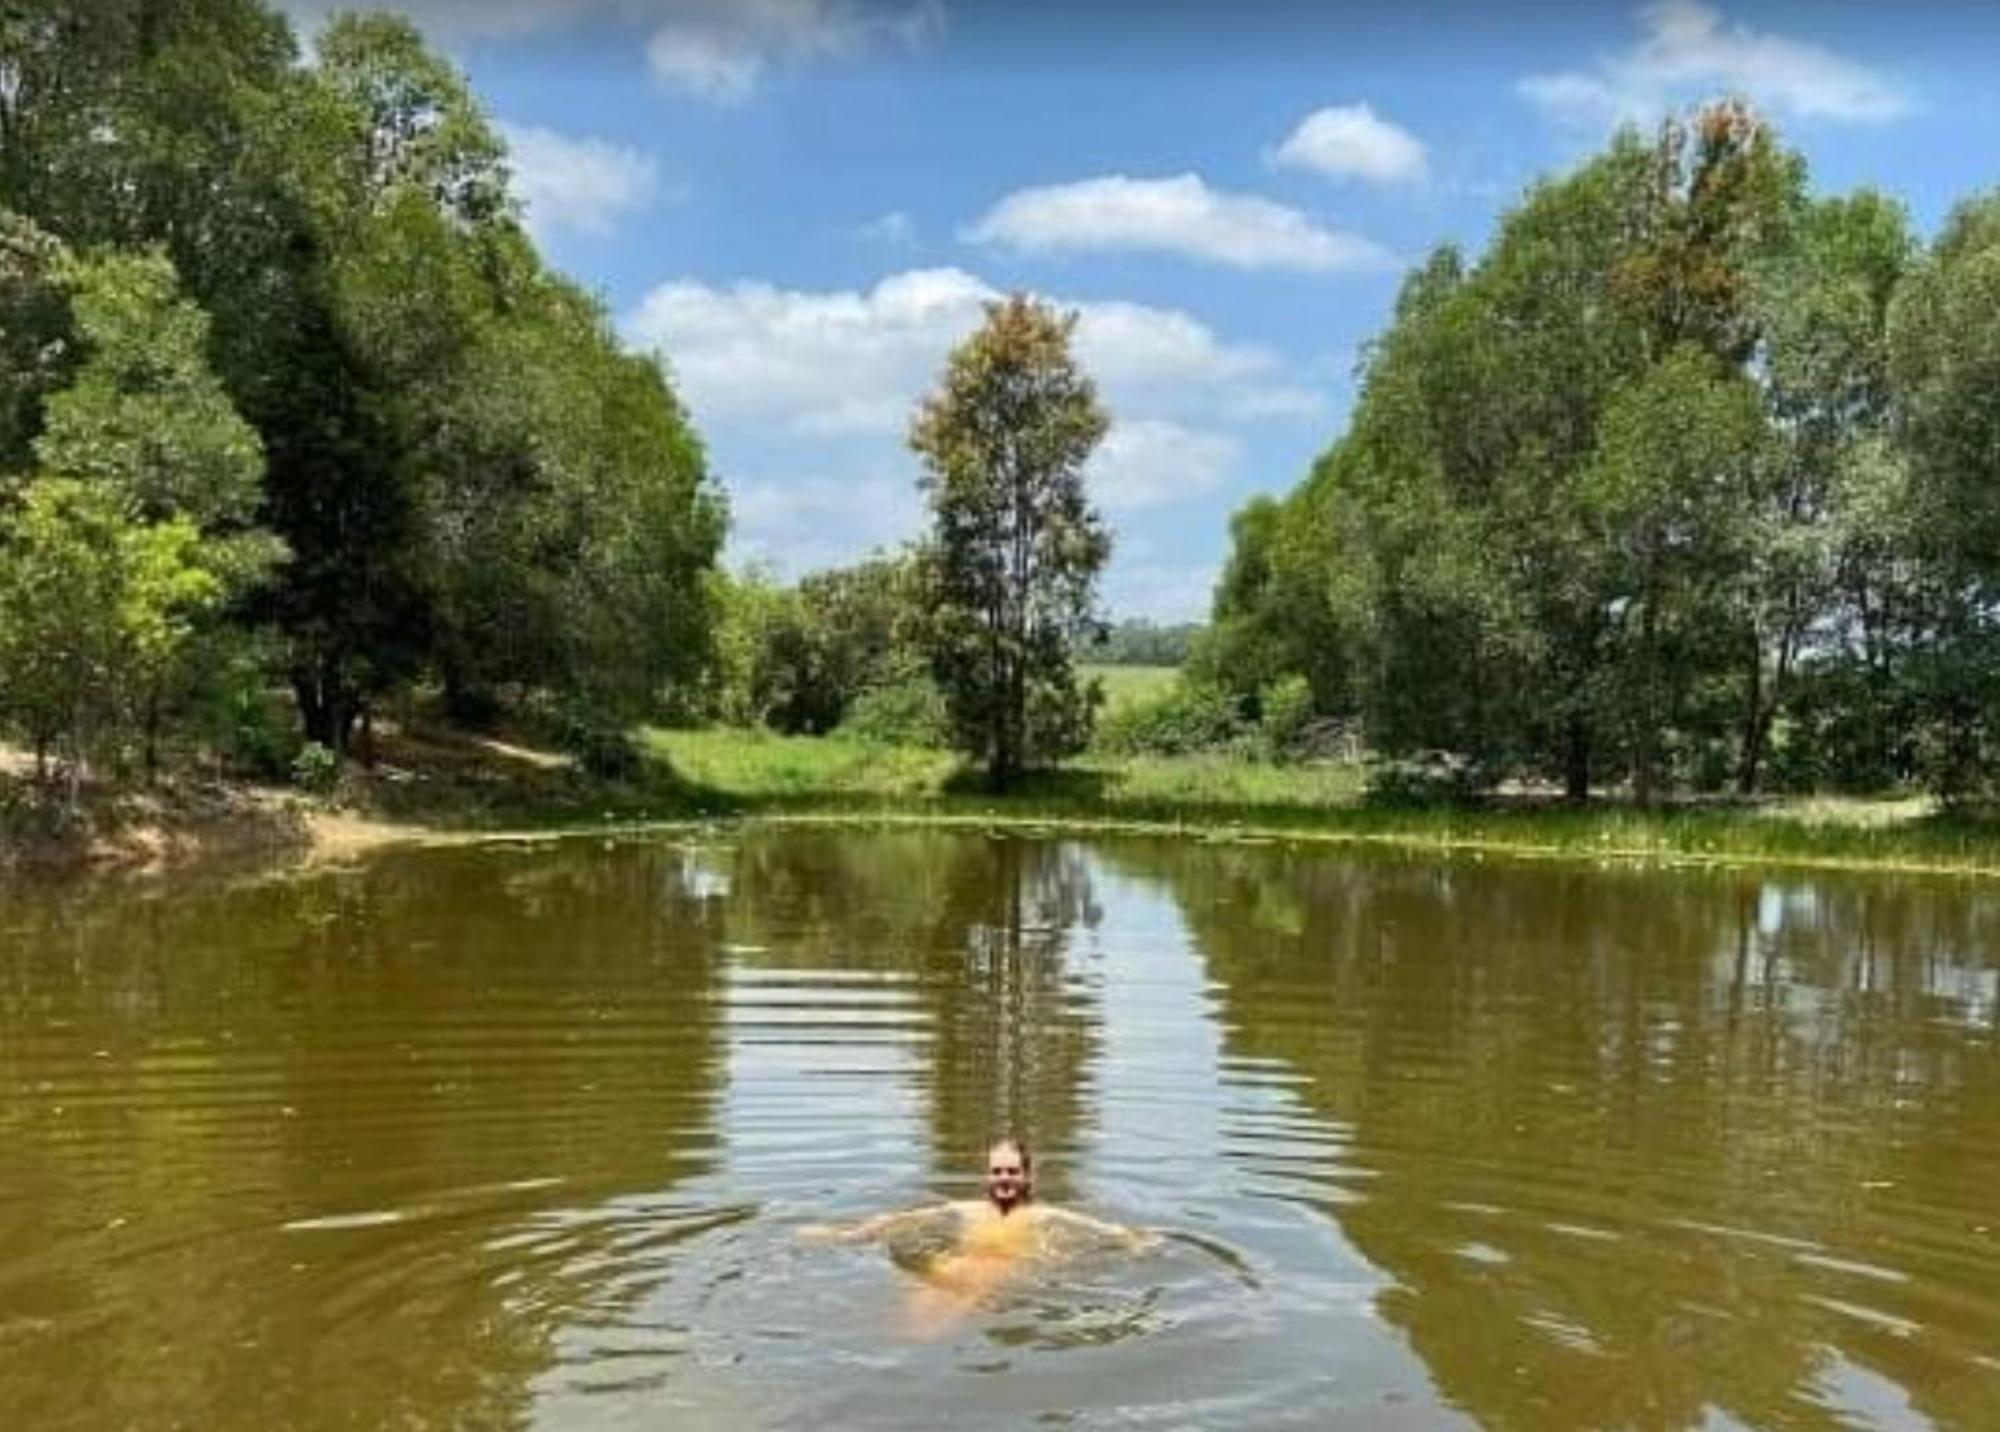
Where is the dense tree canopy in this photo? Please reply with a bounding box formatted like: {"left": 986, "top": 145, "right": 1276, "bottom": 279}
{"left": 0, "top": 0, "right": 723, "bottom": 788}
{"left": 1203, "top": 102, "right": 1998, "bottom": 802}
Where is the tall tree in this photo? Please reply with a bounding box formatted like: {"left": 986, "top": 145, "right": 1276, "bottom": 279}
{"left": 909, "top": 295, "right": 1110, "bottom": 790}
{"left": 27, "top": 248, "right": 279, "bottom": 774}
{"left": 1885, "top": 191, "right": 2000, "bottom": 798}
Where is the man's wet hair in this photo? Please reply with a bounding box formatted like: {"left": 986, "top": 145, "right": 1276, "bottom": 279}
{"left": 988, "top": 1134, "right": 1033, "bottom": 1174}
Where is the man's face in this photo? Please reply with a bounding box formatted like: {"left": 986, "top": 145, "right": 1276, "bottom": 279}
{"left": 985, "top": 1143, "right": 1029, "bottom": 1212}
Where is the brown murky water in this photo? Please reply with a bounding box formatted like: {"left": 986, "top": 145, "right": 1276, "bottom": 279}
{"left": 2, "top": 830, "right": 1997, "bottom": 1429}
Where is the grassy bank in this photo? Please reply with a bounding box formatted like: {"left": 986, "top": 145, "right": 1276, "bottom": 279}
{"left": 639, "top": 728, "right": 2000, "bottom": 878}
{"left": 12, "top": 722, "right": 2000, "bottom": 879}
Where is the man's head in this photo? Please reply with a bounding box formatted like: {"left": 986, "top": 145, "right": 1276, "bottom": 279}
{"left": 984, "top": 1136, "right": 1033, "bottom": 1213}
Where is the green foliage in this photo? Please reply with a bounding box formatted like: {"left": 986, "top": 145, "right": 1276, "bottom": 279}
{"left": 0, "top": 1, "right": 725, "bottom": 783}
{"left": 909, "top": 295, "right": 1111, "bottom": 789}
{"left": 1198, "top": 101, "right": 1997, "bottom": 801}
{"left": 1094, "top": 679, "right": 1250, "bottom": 758}
{"left": 290, "top": 741, "right": 340, "bottom": 794}
{"left": 0, "top": 211, "right": 71, "bottom": 473}
{"left": 1257, "top": 674, "right": 1316, "bottom": 758}
{"left": 1089, "top": 619, "right": 1200, "bottom": 666}
{"left": 188, "top": 628, "right": 300, "bottom": 779}
{"left": 837, "top": 676, "right": 951, "bottom": 748}
{"left": 36, "top": 249, "right": 264, "bottom": 524}
{"left": 702, "top": 556, "right": 923, "bottom": 734}
{"left": 0, "top": 478, "right": 225, "bottom": 802}
{"left": 0, "top": 240, "right": 277, "bottom": 794}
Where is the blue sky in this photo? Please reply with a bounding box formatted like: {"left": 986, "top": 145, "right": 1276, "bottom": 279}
{"left": 285, "top": 0, "right": 2000, "bottom": 620}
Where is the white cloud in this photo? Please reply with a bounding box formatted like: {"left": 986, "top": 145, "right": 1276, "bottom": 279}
{"left": 498, "top": 122, "right": 660, "bottom": 241}
{"left": 278, "top": 1, "right": 942, "bottom": 99}
{"left": 623, "top": 266, "right": 1307, "bottom": 437}
{"left": 1087, "top": 420, "right": 1241, "bottom": 513}
{"left": 1520, "top": 0, "right": 1907, "bottom": 128}
{"left": 963, "top": 173, "right": 1395, "bottom": 273}
{"left": 626, "top": 269, "right": 1297, "bottom": 605}
{"left": 646, "top": 0, "right": 941, "bottom": 100}
{"left": 729, "top": 472, "right": 923, "bottom": 573}
{"left": 627, "top": 267, "right": 990, "bottom": 436}
{"left": 1268, "top": 104, "right": 1428, "bottom": 184}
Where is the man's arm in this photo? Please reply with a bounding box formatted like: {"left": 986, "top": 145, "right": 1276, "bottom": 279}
{"left": 797, "top": 1204, "right": 950, "bottom": 1246}
{"left": 1038, "top": 1207, "right": 1162, "bottom": 1253}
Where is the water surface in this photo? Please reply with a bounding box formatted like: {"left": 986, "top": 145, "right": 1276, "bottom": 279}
{"left": 3, "top": 830, "right": 1997, "bottom": 1428}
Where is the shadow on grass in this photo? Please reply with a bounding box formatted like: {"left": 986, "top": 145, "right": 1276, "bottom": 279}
{"left": 937, "top": 765, "right": 1116, "bottom": 802}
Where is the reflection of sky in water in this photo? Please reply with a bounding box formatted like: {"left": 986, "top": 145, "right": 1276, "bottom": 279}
{"left": 1717, "top": 880, "right": 1999, "bottom": 1030}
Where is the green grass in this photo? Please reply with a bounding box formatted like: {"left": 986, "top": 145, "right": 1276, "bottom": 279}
{"left": 1080, "top": 664, "right": 1179, "bottom": 716}
{"left": 26, "top": 720, "right": 1997, "bottom": 880}
{"left": 637, "top": 727, "right": 2000, "bottom": 877}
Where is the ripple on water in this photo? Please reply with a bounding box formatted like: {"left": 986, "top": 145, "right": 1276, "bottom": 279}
{"left": 4, "top": 832, "right": 2000, "bottom": 1430}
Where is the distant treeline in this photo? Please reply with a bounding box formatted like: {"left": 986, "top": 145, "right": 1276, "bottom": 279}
{"left": 0, "top": 3, "right": 722, "bottom": 800}
{"left": 1088, "top": 620, "right": 1201, "bottom": 667}
{"left": 1199, "top": 102, "right": 2000, "bottom": 802}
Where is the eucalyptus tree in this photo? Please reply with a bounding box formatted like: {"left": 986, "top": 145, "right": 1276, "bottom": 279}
{"left": 1582, "top": 347, "right": 1770, "bottom": 803}
{"left": 909, "top": 295, "right": 1110, "bottom": 790}
{"left": 1744, "top": 190, "right": 1915, "bottom": 790}
{"left": 1886, "top": 192, "right": 2000, "bottom": 798}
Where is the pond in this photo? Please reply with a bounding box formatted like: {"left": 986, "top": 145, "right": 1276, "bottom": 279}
{"left": 2, "top": 829, "right": 1997, "bottom": 1429}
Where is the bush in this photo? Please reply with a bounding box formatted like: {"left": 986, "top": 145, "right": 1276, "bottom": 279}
{"left": 838, "top": 677, "right": 950, "bottom": 747}
{"left": 1364, "top": 751, "right": 1483, "bottom": 806}
{"left": 1095, "top": 679, "right": 1251, "bottom": 757}
{"left": 1256, "top": 674, "right": 1315, "bottom": 759}
{"left": 290, "top": 741, "right": 339, "bottom": 793}
{"left": 189, "top": 632, "right": 300, "bottom": 780}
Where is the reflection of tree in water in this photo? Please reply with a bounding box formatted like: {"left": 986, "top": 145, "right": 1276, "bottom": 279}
{"left": 1100, "top": 841, "right": 2000, "bottom": 1430}
{"left": 709, "top": 830, "right": 1101, "bottom": 1199}
{"left": 0, "top": 843, "right": 725, "bottom": 1431}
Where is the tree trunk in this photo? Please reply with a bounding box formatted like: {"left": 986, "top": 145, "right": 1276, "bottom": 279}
{"left": 65, "top": 700, "right": 84, "bottom": 816}
{"left": 1735, "top": 634, "right": 1765, "bottom": 796}
{"left": 143, "top": 686, "right": 161, "bottom": 787}
{"left": 1737, "top": 609, "right": 1800, "bottom": 797}
{"left": 293, "top": 663, "right": 353, "bottom": 754}
{"left": 1564, "top": 712, "right": 1591, "bottom": 802}
{"left": 1633, "top": 591, "right": 1660, "bottom": 809}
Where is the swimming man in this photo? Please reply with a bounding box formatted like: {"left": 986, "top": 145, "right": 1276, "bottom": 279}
{"left": 798, "top": 1136, "right": 1157, "bottom": 1310}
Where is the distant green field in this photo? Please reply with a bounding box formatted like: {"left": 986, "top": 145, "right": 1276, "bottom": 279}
{"left": 1081, "top": 664, "right": 1178, "bottom": 715}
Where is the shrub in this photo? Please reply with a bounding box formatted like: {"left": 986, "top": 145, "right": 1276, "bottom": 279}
{"left": 1364, "top": 751, "right": 1483, "bottom": 806}
{"left": 188, "top": 631, "right": 299, "bottom": 779}
{"left": 1095, "top": 679, "right": 1250, "bottom": 757}
{"left": 838, "top": 676, "right": 950, "bottom": 747}
{"left": 291, "top": 741, "right": 340, "bottom": 793}
{"left": 1256, "top": 674, "right": 1315, "bottom": 759}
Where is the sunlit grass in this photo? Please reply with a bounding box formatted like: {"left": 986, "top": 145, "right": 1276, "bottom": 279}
{"left": 634, "top": 727, "right": 2000, "bottom": 875}
{"left": 1080, "top": 664, "right": 1180, "bottom": 717}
